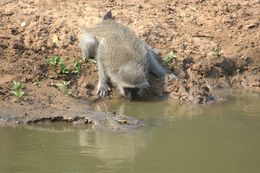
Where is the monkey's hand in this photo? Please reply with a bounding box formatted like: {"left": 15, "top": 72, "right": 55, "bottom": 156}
{"left": 96, "top": 84, "right": 111, "bottom": 97}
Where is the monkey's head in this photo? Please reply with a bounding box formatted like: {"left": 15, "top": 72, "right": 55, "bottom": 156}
{"left": 120, "top": 87, "right": 144, "bottom": 101}
{"left": 117, "top": 63, "right": 149, "bottom": 100}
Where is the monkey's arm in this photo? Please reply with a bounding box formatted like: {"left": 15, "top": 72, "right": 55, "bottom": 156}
{"left": 96, "top": 61, "right": 111, "bottom": 97}
{"left": 96, "top": 39, "right": 111, "bottom": 97}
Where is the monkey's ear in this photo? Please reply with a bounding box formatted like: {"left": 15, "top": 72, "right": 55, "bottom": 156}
{"left": 103, "top": 10, "right": 114, "bottom": 20}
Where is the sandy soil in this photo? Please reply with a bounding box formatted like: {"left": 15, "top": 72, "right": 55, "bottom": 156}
{"left": 0, "top": 0, "right": 259, "bottom": 125}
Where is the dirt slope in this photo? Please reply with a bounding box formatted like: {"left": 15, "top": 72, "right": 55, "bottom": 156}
{"left": 0, "top": 0, "right": 259, "bottom": 115}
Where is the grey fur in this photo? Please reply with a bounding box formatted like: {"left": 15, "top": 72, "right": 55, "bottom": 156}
{"left": 79, "top": 33, "right": 98, "bottom": 59}
{"left": 80, "top": 12, "right": 177, "bottom": 100}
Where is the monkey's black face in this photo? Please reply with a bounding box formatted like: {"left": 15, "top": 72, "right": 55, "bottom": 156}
{"left": 123, "top": 87, "right": 140, "bottom": 101}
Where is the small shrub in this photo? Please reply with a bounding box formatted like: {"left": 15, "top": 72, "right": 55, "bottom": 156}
{"left": 54, "top": 81, "right": 72, "bottom": 96}
{"left": 59, "top": 59, "right": 69, "bottom": 75}
{"left": 83, "top": 56, "right": 97, "bottom": 64}
{"left": 46, "top": 55, "right": 87, "bottom": 75}
{"left": 211, "top": 47, "right": 222, "bottom": 58}
{"left": 11, "top": 81, "right": 25, "bottom": 99}
{"left": 163, "top": 51, "right": 176, "bottom": 65}
{"left": 33, "top": 78, "right": 41, "bottom": 87}
{"left": 71, "top": 60, "right": 81, "bottom": 74}
{"left": 45, "top": 56, "right": 60, "bottom": 67}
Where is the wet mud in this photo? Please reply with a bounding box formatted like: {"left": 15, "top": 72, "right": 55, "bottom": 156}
{"left": 0, "top": 105, "right": 144, "bottom": 131}
{"left": 0, "top": 0, "right": 259, "bottom": 127}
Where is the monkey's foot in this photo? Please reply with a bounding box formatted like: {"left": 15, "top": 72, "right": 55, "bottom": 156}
{"left": 97, "top": 84, "right": 111, "bottom": 97}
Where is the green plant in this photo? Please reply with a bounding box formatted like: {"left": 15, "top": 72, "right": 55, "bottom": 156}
{"left": 11, "top": 90, "right": 25, "bottom": 98}
{"left": 46, "top": 55, "right": 88, "bottom": 75}
{"left": 83, "top": 56, "right": 97, "bottom": 64}
{"left": 211, "top": 47, "right": 222, "bottom": 58}
{"left": 45, "top": 56, "right": 60, "bottom": 67}
{"left": 33, "top": 78, "right": 41, "bottom": 87}
{"left": 163, "top": 51, "right": 176, "bottom": 65}
{"left": 82, "top": 56, "right": 88, "bottom": 62}
{"left": 71, "top": 60, "right": 81, "bottom": 74}
{"left": 10, "top": 81, "right": 25, "bottom": 99}
{"left": 46, "top": 55, "right": 69, "bottom": 75}
{"left": 59, "top": 59, "right": 69, "bottom": 75}
{"left": 54, "top": 81, "right": 72, "bottom": 96}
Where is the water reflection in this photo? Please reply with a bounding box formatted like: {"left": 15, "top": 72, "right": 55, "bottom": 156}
{"left": 94, "top": 99, "right": 208, "bottom": 120}
{"left": 0, "top": 124, "right": 151, "bottom": 172}
{"left": 78, "top": 129, "right": 148, "bottom": 165}
{"left": 20, "top": 123, "right": 152, "bottom": 166}
{"left": 93, "top": 92, "right": 260, "bottom": 121}
{"left": 232, "top": 92, "right": 260, "bottom": 117}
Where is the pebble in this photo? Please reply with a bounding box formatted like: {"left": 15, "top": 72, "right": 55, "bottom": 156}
{"left": 21, "top": 21, "right": 26, "bottom": 27}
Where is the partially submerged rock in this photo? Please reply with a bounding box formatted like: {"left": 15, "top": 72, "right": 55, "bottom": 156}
{"left": 0, "top": 110, "right": 144, "bottom": 131}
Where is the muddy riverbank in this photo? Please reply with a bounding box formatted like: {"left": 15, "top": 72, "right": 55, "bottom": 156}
{"left": 0, "top": 0, "right": 259, "bottom": 126}
{"left": 0, "top": 99, "right": 145, "bottom": 130}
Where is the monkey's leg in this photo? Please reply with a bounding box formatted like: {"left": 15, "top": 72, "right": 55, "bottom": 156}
{"left": 96, "top": 39, "right": 111, "bottom": 97}
{"left": 79, "top": 32, "right": 99, "bottom": 59}
{"left": 148, "top": 50, "right": 167, "bottom": 78}
{"left": 149, "top": 50, "right": 179, "bottom": 79}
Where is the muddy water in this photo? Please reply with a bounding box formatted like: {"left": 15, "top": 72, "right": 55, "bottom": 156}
{"left": 1, "top": 93, "right": 260, "bottom": 173}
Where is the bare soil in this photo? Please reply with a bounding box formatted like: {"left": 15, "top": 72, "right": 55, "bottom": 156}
{"left": 0, "top": 0, "right": 259, "bottom": 126}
